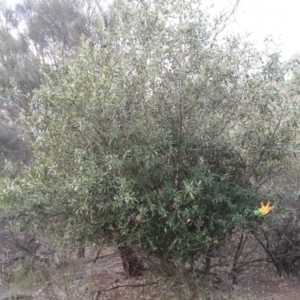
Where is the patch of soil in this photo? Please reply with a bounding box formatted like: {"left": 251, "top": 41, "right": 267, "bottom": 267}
{"left": 236, "top": 269, "right": 300, "bottom": 300}
{"left": 36, "top": 247, "right": 169, "bottom": 300}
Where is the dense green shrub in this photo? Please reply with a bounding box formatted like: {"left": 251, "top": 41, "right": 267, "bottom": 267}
{"left": 1, "top": 0, "right": 299, "bottom": 275}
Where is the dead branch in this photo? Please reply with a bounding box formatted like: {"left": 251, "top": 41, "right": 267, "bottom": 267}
{"left": 92, "top": 280, "right": 158, "bottom": 300}
{"left": 104, "top": 280, "right": 158, "bottom": 290}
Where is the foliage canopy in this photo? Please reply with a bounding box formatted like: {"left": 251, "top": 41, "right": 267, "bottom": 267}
{"left": 2, "top": 0, "right": 299, "bottom": 269}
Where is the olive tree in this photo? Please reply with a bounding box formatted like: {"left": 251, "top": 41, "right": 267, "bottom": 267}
{"left": 2, "top": 0, "right": 298, "bottom": 278}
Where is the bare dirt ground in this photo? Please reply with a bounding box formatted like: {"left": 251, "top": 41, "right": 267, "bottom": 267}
{"left": 234, "top": 274, "right": 300, "bottom": 300}
{"left": 3, "top": 247, "right": 300, "bottom": 300}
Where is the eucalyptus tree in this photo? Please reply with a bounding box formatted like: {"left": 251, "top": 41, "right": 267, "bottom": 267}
{"left": 0, "top": 0, "right": 104, "bottom": 118}
{"left": 24, "top": 0, "right": 100, "bottom": 62}
{"left": 0, "top": 1, "right": 40, "bottom": 118}
{"left": 0, "top": 0, "right": 106, "bottom": 165}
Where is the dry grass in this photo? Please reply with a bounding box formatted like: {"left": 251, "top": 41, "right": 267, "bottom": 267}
{"left": 2, "top": 245, "right": 300, "bottom": 300}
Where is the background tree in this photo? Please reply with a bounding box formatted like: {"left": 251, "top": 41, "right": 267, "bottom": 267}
{"left": 0, "top": 0, "right": 107, "bottom": 170}
{"left": 0, "top": 0, "right": 102, "bottom": 117}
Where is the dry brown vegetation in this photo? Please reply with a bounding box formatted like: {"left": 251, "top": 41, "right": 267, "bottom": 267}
{"left": 2, "top": 222, "right": 300, "bottom": 300}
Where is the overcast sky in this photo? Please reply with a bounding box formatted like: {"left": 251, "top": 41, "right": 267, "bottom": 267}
{"left": 205, "top": 0, "right": 300, "bottom": 60}
{"left": 5, "top": 0, "right": 299, "bottom": 60}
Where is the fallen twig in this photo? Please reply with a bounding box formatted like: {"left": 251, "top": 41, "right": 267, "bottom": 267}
{"left": 105, "top": 280, "right": 158, "bottom": 290}
{"left": 92, "top": 280, "right": 158, "bottom": 300}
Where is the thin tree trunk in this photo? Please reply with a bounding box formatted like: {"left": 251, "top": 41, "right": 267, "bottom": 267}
{"left": 118, "top": 245, "right": 143, "bottom": 277}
